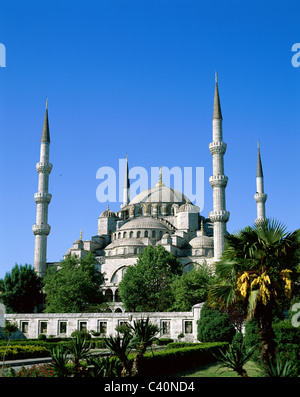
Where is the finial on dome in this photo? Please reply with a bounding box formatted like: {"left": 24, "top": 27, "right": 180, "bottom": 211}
{"left": 200, "top": 219, "right": 204, "bottom": 236}
{"left": 80, "top": 229, "right": 82, "bottom": 240}
{"left": 156, "top": 166, "right": 164, "bottom": 187}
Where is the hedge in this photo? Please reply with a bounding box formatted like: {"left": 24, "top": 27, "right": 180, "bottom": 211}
{"left": 0, "top": 345, "right": 49, "bottom": 361}
{"left": 128, "top": 342, "right": 228, "bottom": 376}
{"left": 244, "top": 319, "right": 300, "bottom": 376}
{"left": 165, "top": 342, "right": 202, "bottom": 349}
{"left": 0, "top": 338, "right": 107, "bottom": 350}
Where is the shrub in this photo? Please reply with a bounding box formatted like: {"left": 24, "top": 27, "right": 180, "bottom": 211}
{"left": 38, "top": 334, "right": 47, "bottom": 341}
{"left": 244, "top": 318, "right": 300, "bottom": 376}
{"left": 6, "top": 364, "right": 56, "bottom": 377}
{"left": 197, "top": 302, "right": 236, "bottom": 343}
{"left": 0, "top": 345, "right": 49, "bottom": 360}
{"left": 155, "top": 338, "right": 174, "bottom": 345}
{"left": 127, "top": 342, "right": 228, "bottom": 376}
{"left": 165, "top": 342, "right": 202, "bottom": 349}
{"left": 273, "top": 321, "right": 300, "bottom": 376}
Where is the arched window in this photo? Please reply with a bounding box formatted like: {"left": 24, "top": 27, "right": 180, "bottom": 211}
{"left": 152, "top": 230, "right": 156, "bottom": 238}
{"left": 111, "top": 271, "right": 118, "bottom": 283}
{"left": 118, "top": 232, "right": 121, "bottom": 239}
{"left": 104, "top": 289, "right": 113, "bottom": 302}
{"left": 123, "top": 231, "right": 127, "bottom": 239}
{"left": 137, "top": 231, "right": 141, "bottom": 238}
{"left": 130, "top": 231, "right": 133, "bottom": 238}
{"left": 115, "top": 289, "right": 122, "bottom": 302}
{"left": 144, "top": 230, "right": 148, "bottom": 237}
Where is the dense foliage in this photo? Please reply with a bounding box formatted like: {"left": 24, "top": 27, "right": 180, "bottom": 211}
{"left": 118, "top": 245, "right": 182, "bottom": 311}
{"left": 197, "top": 302, "right": 236, "bottom": 343}
{"left": 170, "top": 262, "right": 215, "bottom": 311}
{"left": 208, "top": 219, "right": 300, "bottom": 365}
{"left": 43, "top": 252, "right": 104, "bottom": 313}
{"left": 0, "top": 264, "right": 43, "bottom": 313}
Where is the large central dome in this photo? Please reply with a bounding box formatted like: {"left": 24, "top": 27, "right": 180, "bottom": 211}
{"left": 129, "top": 185, "right": 191, "bottom": 205}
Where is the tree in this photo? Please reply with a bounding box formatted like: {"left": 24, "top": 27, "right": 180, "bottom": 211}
{"left": 118, "top": 245, "right": 182, "bottom": 312}
{"left": 43, "top": 252, "right": 104, "bottom": 313}
{"left": 0, "top": 264, "right": 43, "bottom": 313}
{"left": 129, "top": 317, "right": 160, "bottom": 377}
{"left": 197, "top": 302, "right": 236, "bottom": 343}
{"left": 208, "top": 219, "right": 300, "bottom": 365}
{"left": 170, "top": 262, "right": 215, "bottom": 311}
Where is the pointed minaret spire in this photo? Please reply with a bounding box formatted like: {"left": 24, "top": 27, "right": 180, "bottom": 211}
{"left": 254, "top": 141, "right": 267, "bottom": 226}
{"left": 256, "top": 140, "right": 263, "bottom": 177}
{"left": 213, "top": 71, "right": 222, "bottom": 120}
{"left": 32, "top": 100, "right": 53, "bottom": 277}
{"left": 41, "top": 98, "right": 50, "bottom": 143}
{"left": 122, "top": 154, "right": 130, "bottom": 207}
{"left": 209, "top": 73, "right": 230, "bottom": 261}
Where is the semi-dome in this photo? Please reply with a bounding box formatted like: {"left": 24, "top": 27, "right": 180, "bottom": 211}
{"left": 105, "top": 238, "right": 145, "bottom": 250}
{"left": 129, "top": 185, "right": 191, "bottom": 205}
{"left": 100, "top": 205, "right": 116, "bottom": 218}
{"left": 189, "top": 234, "right": 213, "bottom": 248}
{"left": 119, "top": 216, "right": 169, "bottom": 231}
{"left": 177, "top": 202, "right": 200, "bottom": 213}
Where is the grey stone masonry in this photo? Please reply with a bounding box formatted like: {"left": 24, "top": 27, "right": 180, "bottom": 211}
{"left": 33, "top": 102, "right": 52, "bottom": 277}
{"left": 209, "top": 77, "right": 230, "bottom": 261}
{"left": 5, "top": 303, "right": 204, "bottom": 343}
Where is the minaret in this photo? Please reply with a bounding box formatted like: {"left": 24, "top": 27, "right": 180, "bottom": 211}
{"left": 209, "top": 72, "right": 230, "bottom": 261}
{"left": 254, "top": 141, "right": 267, "bottom": 226}
{"left": 122, "top": 154, "right": 130, "bottom": 208}
{"left": 32, "top": 99, "right": 52, "bottom": 277}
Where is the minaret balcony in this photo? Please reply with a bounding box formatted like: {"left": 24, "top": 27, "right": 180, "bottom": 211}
{"left": 209, "top": 210, "right": 230, "bottom": 223}
{"left": 36, "top": 162, "right": 53, "bottom": 174}
{"left": 254, "top": 192, "right": 267, "bottom": 204}
{"left": 34, "top": 192, "right": 52, "bottom": 204}
{"left": 209, "top": 141, "right": 227, "bottom": 155}
{"left": 32, "top": 224, "right": 51, "bottom": 236}
{"left": 209, "top": 175, "right": 228, "bottom": 188}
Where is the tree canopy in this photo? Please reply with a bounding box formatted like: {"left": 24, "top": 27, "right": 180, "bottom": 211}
{"left": 170, "top": 262, "right": 215, "bottom": 311}
{"left": 0, "top": 264, "right": 43, "bottom": 313}
{"left": 118, "top": 245, "right": 182, "bottom": 312}
{"left": 208, "top": 219, "right": 300, "bottom": 364}
{"left": 43, "top": 252, "right": 104, "bottom": 313}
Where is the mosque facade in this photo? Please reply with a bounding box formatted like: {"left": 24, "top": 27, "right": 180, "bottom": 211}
{"left": 32, "top": 76, "right": 267, "bottom": 312}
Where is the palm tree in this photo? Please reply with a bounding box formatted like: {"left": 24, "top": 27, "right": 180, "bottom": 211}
{"left": 129, "top": 317, "right": 160, "bottom": 377}
{"left": 105, "top": 332, "right": 133, "bottom": 377}
{"left": 208, "top": 219, "right": 300, "bottom": 365}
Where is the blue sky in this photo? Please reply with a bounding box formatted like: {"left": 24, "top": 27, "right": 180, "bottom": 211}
{"left": 0, "top": 0, "right": 299, "bottom": 279}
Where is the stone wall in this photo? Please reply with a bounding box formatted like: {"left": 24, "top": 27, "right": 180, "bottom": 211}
{"left": 5, "top": 303, "right": 204, "bottom": 342}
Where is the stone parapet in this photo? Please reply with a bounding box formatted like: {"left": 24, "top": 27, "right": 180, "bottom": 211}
{"left": 254, "top": 192, "right": 267, "bottom": 203}
{"left": 209, "top": 210, "right": 230, "bottom": 223}
{"left": 209, "top": 141, "right": 227, "bottom": 155}
{"left": 36, "top": 162, "right": 52, "bottom": 174}
{"left": 32, "top": 224, "right": 51, "bottom": 236}
{"left": 209, "top": 175, "right": 228, "bottom": 188}
{"left": 34, "top": 192, "right": 52, "bottom": 204}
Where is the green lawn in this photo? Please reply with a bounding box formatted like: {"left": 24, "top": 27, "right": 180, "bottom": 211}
{"left": 172, "top": 361, "right": 264, "bottom": 377}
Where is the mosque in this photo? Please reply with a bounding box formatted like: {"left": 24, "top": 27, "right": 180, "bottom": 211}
{"left": 32, "top": 76, "right": 267, "bottom": 311}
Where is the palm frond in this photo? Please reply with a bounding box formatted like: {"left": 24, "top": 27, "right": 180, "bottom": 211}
{"left": 208, "top": 283, "right": 237, "bottom": 309}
